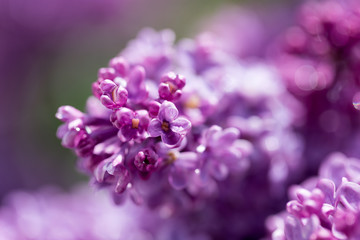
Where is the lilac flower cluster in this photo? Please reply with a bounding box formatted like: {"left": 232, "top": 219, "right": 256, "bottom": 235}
{"left": 0, "top": 185, "right": 209, "bottom": 240}
{"left": 271, "top": 0, "right": 360, "bottom": 171}
{"left": 52, "top": 0, "right": 360, "bottom": 238}
{"left": 267, "top": 152, "right": 360, "bottom": 240}
{"left": 56, "top": 28, "right": 303, "bottom": 238}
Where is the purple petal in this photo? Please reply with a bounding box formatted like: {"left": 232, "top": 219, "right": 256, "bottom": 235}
{"left": 135, "top": 110, "right": 150, "bottom": 131}
{"left": 161, "top": 130, "right": 181, "bottom": 146}
{"left": 56, "top": 124, "right": 67, "bottom": 138}
{"left": 169, "top": 166, "right": 188, "bottom": 190}
{"left": 202, "top": 125, "right": 222, "bottom": 145}
{"left": 100, "top": 95, "right": 115, "bottom": 109}
{"left": 148, "top": 101, "right": 160, "bottom": 118}
{"left": 321, "top": 203, "right": 335, "bottom": 218}
{"left": 158, "top": 101, "right": 178, "bottom": 122}
{"left": 113, "top": 86, "right": 128, "bottom": 106}
{"left": 316, "top": 179, "right": 335, "bottom": 205}
{"left": 158, "top": 82, "right": 172, "bottom": 100}
{"left": 98, "top": 67, "right": 116, "bottom": 81}
{"left": 94, "top": 159, "right": 111, "bottom": 183}
{"left": 175, "top": 152, "right": 198, "bottom": 169}
{"left": 286, "top": 200, "right": 305, "bottom": 218}
{"left": 55, "top": 106, "right": 83, "bottom": 122}
{"left": 109, "top": 57, "right": 128, "bottom": 77}
{"left": 336, "top": 181, "right": 360, "bottom": 210}
{"left": 115, "top": 108, "right": 134, "bottom": 126}
{"left": 173, "top": 90, "right": 182, "bottom": 100}
{"left": 100, "top": 79, "right": 117, "bottom": 93}
{"left": 319, "top": 153, "right": 347, "bottom": 187}
{"left": 175, "top": 74, "right": 186, "bottom": 89}
{"left": 284, "top": 215, "right": 318, "bottom": 240}
{"left": 210, "top": 161, "right": 229, "bottom": 181}
{"left": 170, "top": 117, "right": 191, "bottom": 134}
{"left": 92, "top": 81, "right": 102, "bottom": 98}
{"left": 127, "top": 66, "right": 147, "bottom": 101}
{"left": 148, "top": 119, "right": 162, "bottom": 137}
{"left": 193, "top": 167, "right": 211, "bottom": 187}
{"left": 128, "top": 66, "right": 146, "bottom": 87}
{"left": 114, "top": 168, "right": 131, "bottom": 194}
{"left": 284, "top": 216, "right": 305, "bottom": 240}
{"left": 120, "top": 125, "right": 137, "bottom": 141}
{"left": 61, "top": 128, "right": 86, "bottom": 149}
{"left": 218, "top": 127, "right": 240, "bottom": 145}
{"left": 347, "top": 160, "right": 360, "bottom": 182}
{"left": 160, "top": 72, "right": 177, "bottom": 84}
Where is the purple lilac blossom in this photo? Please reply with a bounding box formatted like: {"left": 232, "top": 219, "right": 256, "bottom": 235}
{"left": 0, "top": 185, "right": 209, "bottom": 240}
{"left": 266, "top": 152, "right": 360, "bottom": 240}
{"left": 56, "top": 28, "right": 304, "bottom": 238}
{"left": 270, "top": 0, "right": 360, "bottom": 173}
{"left": 148, "top": 101, "right": 191, "bottom": 146}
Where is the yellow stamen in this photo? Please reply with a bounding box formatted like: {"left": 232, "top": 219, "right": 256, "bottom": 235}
{"left": 132, "top": 119, "right": 140, "bottom": 129}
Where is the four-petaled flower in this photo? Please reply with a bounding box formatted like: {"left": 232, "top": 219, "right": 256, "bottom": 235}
{"left": 148, "top": 101, "right": 191, "bottom": 146}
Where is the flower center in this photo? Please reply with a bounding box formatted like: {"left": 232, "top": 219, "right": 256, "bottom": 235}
{"left": 167, "top": 151, "right": 177, "bottom": 164}
{"left": 143, "top": 157, "right": 150, "bottom": 165}
{"left": 132, "top": 119, "right": 140, "bottom": 129}
{"left": 161, "top": 121, "right": 170, "bottom": 132}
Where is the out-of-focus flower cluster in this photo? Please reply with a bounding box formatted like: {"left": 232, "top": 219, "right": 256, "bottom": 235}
{"left": 271, "top": 0, "right": 360, "bottom": 172}
{"left": 267, "top": 152, "right": 360, "bottom": 240}
{"left": 0, "top": 185, "right": 208, "bottom": 240}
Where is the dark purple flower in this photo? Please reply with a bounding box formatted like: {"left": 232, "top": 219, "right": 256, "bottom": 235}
{"left": 134, "top": 148, "right": 159, "bottom": 172}
{"left": 148, "top": 101, "right": 191, "bottom": 146}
